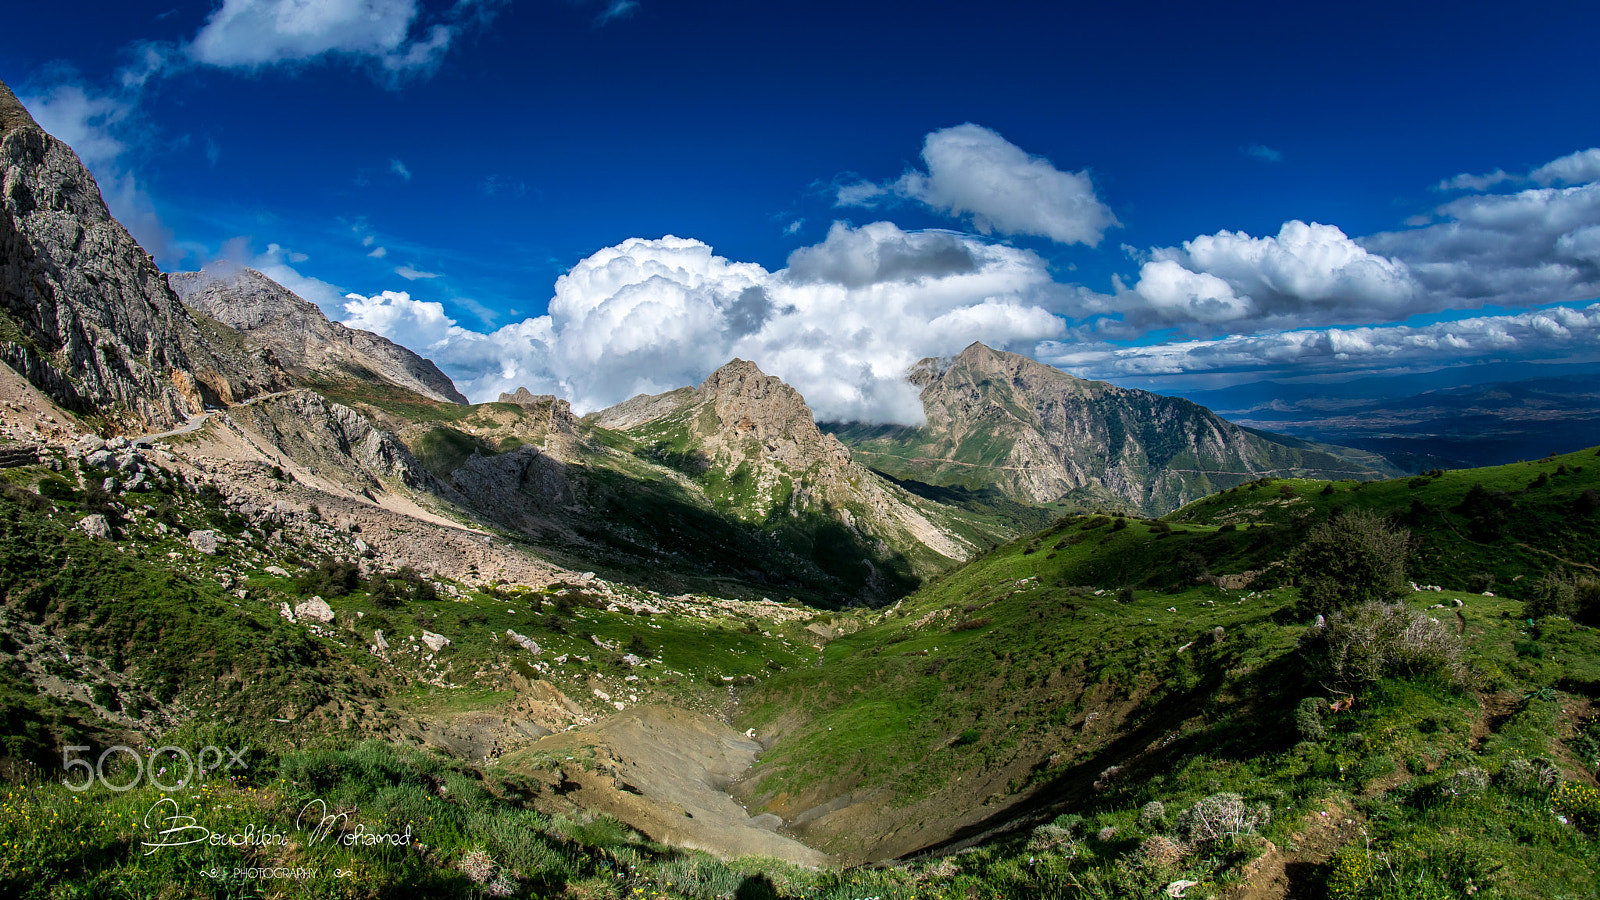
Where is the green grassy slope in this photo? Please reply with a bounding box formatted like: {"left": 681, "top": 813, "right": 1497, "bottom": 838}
{"left": 4, "top": 442, "right": 1598, "bottom": 898}
{"left": 1170, "top": 446, "right": 1600, "bottom": 592}
{"left": 731, "top": 449, "right": 1600, "bottom": 893}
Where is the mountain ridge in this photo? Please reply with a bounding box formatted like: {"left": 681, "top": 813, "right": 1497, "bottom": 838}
{"left": 170, "top": 266, "right": 469, "bottom": 404}
{"left": 826, "top": 341, "right": 1400, "bottom": 515}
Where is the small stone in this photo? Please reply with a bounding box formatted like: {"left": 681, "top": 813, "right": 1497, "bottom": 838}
{"left": 264, "top": 565, "right": 291, "bottom": 578}
{"left": 102, "top": 476, "right": 119, "bottom": 494}
{"left": 373, "top": 630, "right": 389, "bottom": 652}
{"left": 421, "top": 630, "right": 451, "bottom": 652}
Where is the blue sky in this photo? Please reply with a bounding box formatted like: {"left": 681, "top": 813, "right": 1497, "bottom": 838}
{"left": 4, "top": 0, "right": 1600, "bottom": 419}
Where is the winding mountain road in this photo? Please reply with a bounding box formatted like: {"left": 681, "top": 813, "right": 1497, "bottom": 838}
{"left": 133, "top": 389, "right": 302, "bottom": 445}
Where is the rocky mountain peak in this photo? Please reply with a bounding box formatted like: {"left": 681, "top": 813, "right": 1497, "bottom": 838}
{"left": 171, "top": 266, "right": 322, "bottom": 329}
{"left": 496, "top": 386, "right": 576, "bottom": 432}
{"left": 694, "top": 358, "right": 817, "bottom": 445}
{"left": 1, "top": 77, "right": 287, "bottom": 428}
{"left": 170, "top": 266, "right": 467, "bottom": 405}
{"left": 0, "top": 80, "right": 39, "bottom": 136}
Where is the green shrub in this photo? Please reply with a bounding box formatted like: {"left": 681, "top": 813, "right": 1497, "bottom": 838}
{"left": 1289, "top": 509, "right": 1411, "bottom": 615}
{"left": 1295, "top": 696, "right": 1327, "bottom": 741}
{"left": 1525, "top": 570, "right": 1577, "bottom": 618}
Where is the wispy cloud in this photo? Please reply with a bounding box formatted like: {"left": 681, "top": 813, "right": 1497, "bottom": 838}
{"left": 481, "top": 174, "right": 528, "bottom": 197}
{"left": 185, "top": 0, "right": 508, "bottom": 82}
{"left": 595, "top": 0, "right": 640, "bottom": 26}
{"left": 395, "top": 265, "right": 438, "bottom": 280}
{"left": 1242, "top": 144, "right": 1283, "bottom": 163}
{"left": 389, "top": 158, "right": 412, "bottom": 181}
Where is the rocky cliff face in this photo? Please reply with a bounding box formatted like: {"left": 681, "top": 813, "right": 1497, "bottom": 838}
{"left": 0, "top": 79, "right": 286, "bottom": 428}
{"left": 829, "top": 342, "right": 1398, "bottom": 515}
{"left": 223, "top": 390, "right": 445, "bottom": 496}
{"left": 171, "top": 267, "right": 468, "bottom": 404}
{"left": 596, "top": 359, "right": 979, "bottom": 584}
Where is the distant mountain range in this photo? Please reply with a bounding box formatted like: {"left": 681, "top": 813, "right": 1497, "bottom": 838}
{"left": 1179, "top": 368, "right": 1600, "bottom": 470}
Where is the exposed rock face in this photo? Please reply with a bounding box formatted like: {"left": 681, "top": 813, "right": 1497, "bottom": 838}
{"left": 495, "top": 387, "right": 578, "bottom": 435}
{"left": 590, "top": 387, "right": 696, "bottom": 431}
{"left": 76, "top": 514, "right": 111, "bottom": 540}
{"left": 171, "top": 267, "right": 467, "bottom": 404}
{"left": 595, "top": 359, "right": 977, "bottom": 582}
{"left": 223, "top": 390, "right": 443, "bottom": 495}
{"left": 0, "top": 78, "right": 287, "bottom": 428}
{"left": 829, "top": 342, "right": 1399, "bottom": 515}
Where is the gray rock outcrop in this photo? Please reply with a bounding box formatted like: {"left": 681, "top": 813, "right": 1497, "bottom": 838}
{"left": 1, "top": 78, "right": 288, "bottom": 428}
{"left": 293, "top": 597, "right": 335, "bottom": 623}
{"left": 76, "top": 514, "right": 111, "bottom": 540}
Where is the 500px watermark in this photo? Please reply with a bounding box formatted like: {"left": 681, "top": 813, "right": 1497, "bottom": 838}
{"left": 60, "top": 744, "right": 249, "bottom": 792}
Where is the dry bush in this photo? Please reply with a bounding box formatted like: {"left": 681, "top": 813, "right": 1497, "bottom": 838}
{"left": 1303, "top": 600, "right": 1468, "bottom": 687}
{"left": 1173, "top": 793, "right": 1270, "bottom": 847}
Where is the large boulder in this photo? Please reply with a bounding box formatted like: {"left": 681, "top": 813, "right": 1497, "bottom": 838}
{"left": 76, "top": 514, "right": 112, "bottom": 540}
{"left": 293, "top": 597, "right": 335, "bottom": 623}
{"left": 188, "top": 530, "right": 218, "bottom": 554}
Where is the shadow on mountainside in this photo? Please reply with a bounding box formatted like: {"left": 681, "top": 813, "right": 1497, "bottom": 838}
{"left": 896, "top": 650, "right": 1307, "bottom": 863}
{"left": 457, "top": 454, "right": 923, "bottom": 610}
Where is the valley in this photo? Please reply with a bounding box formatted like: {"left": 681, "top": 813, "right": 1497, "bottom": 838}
{"left": 1, "top": 74, "right": 1598, "bottom": 900}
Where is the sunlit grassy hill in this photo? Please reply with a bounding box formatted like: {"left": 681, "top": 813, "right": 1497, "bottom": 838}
{"left": 729, "top": 447, "right": 1600, "bottom": 893}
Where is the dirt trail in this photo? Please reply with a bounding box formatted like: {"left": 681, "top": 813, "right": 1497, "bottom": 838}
{"left": 1228, "top": 800, "right": 1364, "bottom": 900}
{"left": 504, "top": 705, "right": 828, "bottom": 867}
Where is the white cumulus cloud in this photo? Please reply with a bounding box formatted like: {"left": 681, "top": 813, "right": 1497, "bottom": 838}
{"left": 1531, "top": 148, "right": 1600, "bottom": 186}
{"left": 838, "top": 124, "right": 1119, "bottom": 247}
{"left": 332, "top": 223, "right": 1064, "bottom": 422}
{"left": 1109, "top": 221, "right": 1417, "bottom": 335}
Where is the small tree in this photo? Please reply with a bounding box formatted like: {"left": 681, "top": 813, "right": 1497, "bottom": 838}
{"left": 1289, "top": 508, "right": 1411, "bottom": 615}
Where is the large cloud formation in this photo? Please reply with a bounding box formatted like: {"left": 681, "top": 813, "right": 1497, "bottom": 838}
{"left": 300, "top": 144, "right": 1600, "bottom": 418}
{"left": 839, "top": 124, "right": 1119, "bottom": 247}
{"left": 341, "top": 222, "right": 1064, "bottom": 422}
{"left": 1081, "top": 151, "right": 1600, "bottom": 342}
